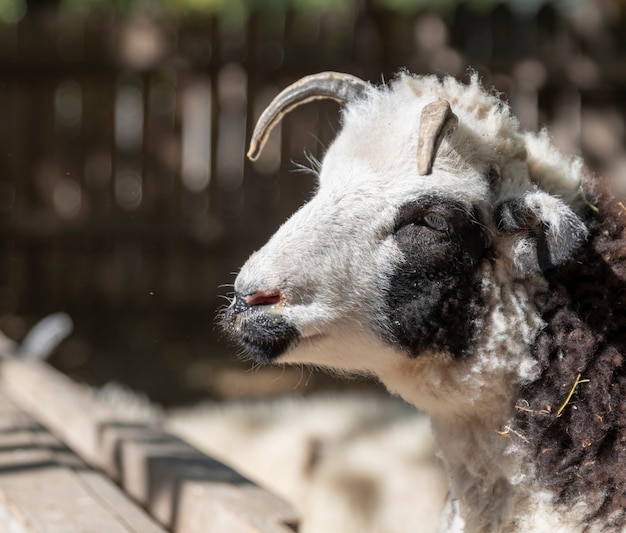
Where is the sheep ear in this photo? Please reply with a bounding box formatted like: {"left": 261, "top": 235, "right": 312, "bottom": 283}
{"left": 495, "top": 190, "right": 588, "bottom": 273}
{"left": 417, "top": 99, "right": 458, "bottom": 176}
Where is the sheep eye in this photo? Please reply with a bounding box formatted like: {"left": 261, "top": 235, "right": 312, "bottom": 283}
{"left": 424, "top": 213, "right": 449, "bottom": 231}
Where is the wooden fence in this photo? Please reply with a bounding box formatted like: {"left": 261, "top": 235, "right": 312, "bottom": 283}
{"left": 0, "top": 1, "right": 625, "bottom": 399}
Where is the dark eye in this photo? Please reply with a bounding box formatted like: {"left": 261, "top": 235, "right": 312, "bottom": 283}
{"left": 424, "top": 213, "right": 449, "bottom": 231}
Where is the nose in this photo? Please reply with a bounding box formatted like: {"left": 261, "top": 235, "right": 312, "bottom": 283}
{"left": 245, "top": 290, "right": 282, "bottom": 307}
{"left": 230, "top": 289, "right": 282, "bottom": 314}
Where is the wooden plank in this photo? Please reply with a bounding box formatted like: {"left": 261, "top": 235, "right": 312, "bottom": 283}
{"left": 115, "top": 430, "right": 298, "bottom": 533}
{"left": 0, "top": 358, "right": 299, "bottom": 533}
{"left": 0, "top": 388, "right": 166, "bottom": 532}
{"left": 0, "top": 358, "right": 109, "bottom": 469}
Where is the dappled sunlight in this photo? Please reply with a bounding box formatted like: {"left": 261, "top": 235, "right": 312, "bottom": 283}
{"left": 0, "top": 0, "right": 622, "bottom": 405}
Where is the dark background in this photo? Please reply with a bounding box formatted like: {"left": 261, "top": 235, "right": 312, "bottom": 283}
{"left": 1, "top": 0, "right": 625, "bottom": 405}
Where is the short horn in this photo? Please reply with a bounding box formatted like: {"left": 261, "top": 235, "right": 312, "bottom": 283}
{"left": 247, "top": 72, "right": 369, "bottom": 161}
{"left": 417, "top": 99, "right": 458, "bottom": 176}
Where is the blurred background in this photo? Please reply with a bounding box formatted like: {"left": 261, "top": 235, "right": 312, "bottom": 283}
{"left": 0, "top": 0, "right": 624, "bottom": 406}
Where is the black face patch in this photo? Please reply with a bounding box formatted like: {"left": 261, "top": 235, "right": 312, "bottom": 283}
{"left": 382, "top": 195, "right": 488, "bottom": 358}
{"left": 222, "top": 295, "right": 300, "bottom": 363}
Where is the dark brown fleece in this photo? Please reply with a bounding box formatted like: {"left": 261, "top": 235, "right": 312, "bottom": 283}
{"left": 513, "top": 174, "right": 626, "bottom": 528}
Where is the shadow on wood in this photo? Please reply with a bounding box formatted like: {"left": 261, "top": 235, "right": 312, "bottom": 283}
{"left": 0, "top": 357, "right": 299, "bottom": 533}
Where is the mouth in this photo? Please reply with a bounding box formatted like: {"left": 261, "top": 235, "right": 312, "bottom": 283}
{"left": 223, "top": 308, "right": 301, "bottom": 364}
{"left": 222, "top": 292, "right": 333, "bottom": 364}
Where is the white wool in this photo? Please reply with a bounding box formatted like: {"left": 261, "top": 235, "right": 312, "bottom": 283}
{"left": 96, "top": 384, "right": 447, "bottom": 533}
{"left": 342, "top": 73, "right": 584, "bottom": 205}
{"left": 523, "top": 129, "right": 586, "bottom": 205}
{"left": 166, "top": 393, "right": 447, "bottom": 533}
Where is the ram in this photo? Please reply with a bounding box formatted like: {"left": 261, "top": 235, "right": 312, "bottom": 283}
{"left": 222, "top": 71, "right": 626, "bottom": 533}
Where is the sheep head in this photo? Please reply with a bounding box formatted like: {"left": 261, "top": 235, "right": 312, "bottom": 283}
{"left": 222, "top": 71, "right": 589, "bottom": 415}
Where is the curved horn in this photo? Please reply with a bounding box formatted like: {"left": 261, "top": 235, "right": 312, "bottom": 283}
{"left": 247, "top": 72, "right": 369, "bottom": 161}
{"left": 417, "top": 99, "right": 458, "bottom": 176}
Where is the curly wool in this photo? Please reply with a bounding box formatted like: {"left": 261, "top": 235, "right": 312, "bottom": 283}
{"left": 513, "top": 174, "right": 626, "bottom": 528}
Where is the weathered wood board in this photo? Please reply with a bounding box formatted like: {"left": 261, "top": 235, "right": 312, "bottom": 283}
{"left": 0, "top": 358, "right": 299, "bottom": 533}
{"left": 0, "top": 388, "right": 167, "bottom": 532}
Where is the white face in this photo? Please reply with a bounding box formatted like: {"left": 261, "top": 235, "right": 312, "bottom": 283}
{"left": 222, "top": 74, "right": 588, "bottom": 401}
{"left": 228, "top": 99, "right": 489, "bottom": 357}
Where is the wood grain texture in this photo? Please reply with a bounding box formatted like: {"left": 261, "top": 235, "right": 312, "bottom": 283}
{"left": 0, "top": 358, "right": 299, "bottom": 533}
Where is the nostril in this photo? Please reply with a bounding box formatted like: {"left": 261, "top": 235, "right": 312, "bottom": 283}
{"left": 228, "top": 290, "right": 282, "bottom": 316}
{"left": 245, "top": 290, "right": 282, "bottom": 307}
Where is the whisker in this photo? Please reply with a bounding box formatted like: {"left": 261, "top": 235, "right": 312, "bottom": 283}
{"left": 271, "top": 366, "right": 286, "bottom": 384}
{"left": 294, "top": 365, "right": 305, "bottom": 390}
